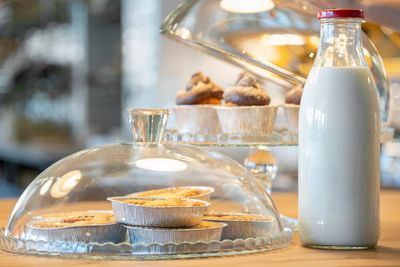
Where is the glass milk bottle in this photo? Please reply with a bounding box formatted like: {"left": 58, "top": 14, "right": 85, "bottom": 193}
{"left": 298, "top": 9, "right": 380, "bottom": 249}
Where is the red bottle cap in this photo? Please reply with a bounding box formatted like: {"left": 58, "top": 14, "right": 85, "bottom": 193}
{"left": 318, "top": 9, "right": 364, "bottom": 19}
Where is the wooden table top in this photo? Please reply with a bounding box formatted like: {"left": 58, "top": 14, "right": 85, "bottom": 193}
{"left": 0, "top": 190, "right": 399, "bottom": 267}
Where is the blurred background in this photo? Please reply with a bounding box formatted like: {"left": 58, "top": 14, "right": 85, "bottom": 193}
{"left": 0, "top": 0, "right": 400, "bottom": 197}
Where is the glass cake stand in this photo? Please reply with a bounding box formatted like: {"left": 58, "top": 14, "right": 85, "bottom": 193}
{"left": 164, "top": 125, "right": 394, "bottom": 193}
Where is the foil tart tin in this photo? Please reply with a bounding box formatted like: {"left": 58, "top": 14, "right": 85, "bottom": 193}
{"left": 33, "top": 210, "right": 113, "bottom": 220}
{"left": 203, "top": 213, "right": 273, "bottom": 240}
{"left": 107, "top": 197, "right": 210, "bottom": 228}
{"left": 126, "top": 186, "right": 215, "bottom": 202}
{"left": 125, "top": 222, "right": 227, "bottom": 244}
{"left": 27, "top": 221, "right": 126, "bottom": 243}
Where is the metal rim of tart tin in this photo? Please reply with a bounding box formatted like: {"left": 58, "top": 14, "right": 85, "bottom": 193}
{"left": 126, "top": 186, "right": 215, "bottom": 202}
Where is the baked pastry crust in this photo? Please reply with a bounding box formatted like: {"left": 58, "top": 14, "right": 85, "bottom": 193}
{"left": 176, "top": 72, "right": 223, "bottom": 105}
{"left": 120, "top": 198, "right": 207, "bottom": 207}
{"left": 204, "top": 214, "right": 270, "bottom": 221}
{"left": 133, "top": 187, "right": 210, "bottom": 199}
{"left": 32, "top": 213, "right": 117, "bottom": 228}
{"left": 189, "top": 221, "right": 222, "bottom": 229}
{"left": 224, "top": 72, "right": 270, "bottom": 106}
{"left": 37, "top": 211, "right": 112, "bottom": 219}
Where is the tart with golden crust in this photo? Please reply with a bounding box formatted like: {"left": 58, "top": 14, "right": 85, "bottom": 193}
{"left": 119, "top": 198, "right": 207, "bottom": 207}
{"left": 28, "top": 211, "right": 125, "bottom": 243}
{"left": 130, "top": 186, "right": 213, "bottom": 201}
{"left": 203, "top": 213, "right": 272, "bottom": 240}
{"left": 35, "top": 210, "right": 112, "bottom": 220}
{"left": 108, "top": 196, "right": 210, "bottom": 228}
{"left": 31, "top": 213, "right": 117, "bottom": 228}
{"left": 203, "top": 214, "right": 270, "bottom": 221}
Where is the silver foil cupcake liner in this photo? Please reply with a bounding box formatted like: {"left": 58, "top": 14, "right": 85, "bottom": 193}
{"left": 216, "top": 105, "right": 278, "bottom": 135}
{"left": 173, "top": 105, "right": 221, "bottom": 134}
{"left": 27, "top": 221, "right": 126, "bottom": 243}
{"left": 126, "top": 186, "right": 215, "bottom": 202}
{"left": 107, "top": 197, "right": 210, "bottom": 228}
{"left": 283, "top": 104, "right": 300, "bottom": 133}
{"left": 125, "top": 222, "right": 227, "bottom": 244}
{"left": 204, "top": 213, "right": 273, "bottom": 240}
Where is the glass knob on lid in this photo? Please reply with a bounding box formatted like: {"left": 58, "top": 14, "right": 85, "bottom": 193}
{"left": 128, "top": 109, "right": 169, "bottom": 144}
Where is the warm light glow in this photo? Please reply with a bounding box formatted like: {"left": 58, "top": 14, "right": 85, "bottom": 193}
{"left": 309, "top": 36, "right": 320, "bottom": 48}
{"left": 175, "top": 27, "right": 192, "bottom": 40}
{"left": 135, "top": 158, "right": 187, "bottom": 172}
{"left": 50, "top": 170, "right": 82, "bottom": 198}
{"left": 261, "top": 33, "right": 305, "bottom": 46}
{"left": 220, "top": 0, "right": 275, "bottom": 14}
{"left": 39, "top": 178, "right": 53, "bottom": 195}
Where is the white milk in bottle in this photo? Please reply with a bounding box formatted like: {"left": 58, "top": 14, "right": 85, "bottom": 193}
{"left": 298, "top": 9, "right": 380, "bottom": 248}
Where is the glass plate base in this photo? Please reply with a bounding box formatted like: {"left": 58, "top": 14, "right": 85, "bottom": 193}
{"left": 0, "top": 217, "right": 295, "bottom": 260}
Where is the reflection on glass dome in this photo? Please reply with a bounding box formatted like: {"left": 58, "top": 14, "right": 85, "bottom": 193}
{"left": 49, "top": 170, "right": 82, "bottom": 198}
{"left": 135, "top": 158, "right": 188, "bottom": 172}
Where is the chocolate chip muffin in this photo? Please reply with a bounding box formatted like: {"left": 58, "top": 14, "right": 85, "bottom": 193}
{"left": 223, "top": 72, "right": 270, "bottom": 106}
{"left": 176, "top": 72, "right": 223, "bottom": 105}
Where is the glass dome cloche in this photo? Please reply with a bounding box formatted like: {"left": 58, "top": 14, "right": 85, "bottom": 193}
{"left": 0, "top": 109, "right": 293, "bottom": 259}
{"left": 160, "top": 0, "right": 389, "bottom": 120}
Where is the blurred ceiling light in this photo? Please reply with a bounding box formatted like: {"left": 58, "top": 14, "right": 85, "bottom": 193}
{"left": 220, "top": 0, "right": 275, "bottom": 14}
{"left": 262, "top": 33, "right": 305, "bottom": 46}
{"left": 381, "top": 26, "right": 394, "bottom": 35}
{"left": 50, "top": 170, "right": 82, "bottom": 198}
{"left": 136, "top": 158, "right": 187, "bottom": 172}
{"left": 309, "top": 36, "right": 320, "bottom": 47}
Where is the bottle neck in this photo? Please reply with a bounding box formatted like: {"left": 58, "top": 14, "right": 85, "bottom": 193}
{"left": 313, "top": 18, "right": 367, "bottom": 68}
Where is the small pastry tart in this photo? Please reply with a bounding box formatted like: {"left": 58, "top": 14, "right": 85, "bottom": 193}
{"left": 108, "top": 196, "right": 210, "bottom": 228}
{"left": 27, "top": 211, "right": 125, "bottom": 243}
{"left": 127, "top": 186, "right": 214, "bottom": 202}
{"left": 203, "top": 213, "right": 272, "bottom": 240}
{"left": 117, "top": 198, "right": 207, "bottom": 207}
{"left": 34, "top": 210, "right": 113, "bottom": 220}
